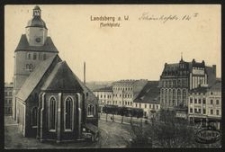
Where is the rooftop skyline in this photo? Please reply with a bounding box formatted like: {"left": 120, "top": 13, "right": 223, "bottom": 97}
{"left": 5, "top": 5, "right": 221, "bottom": 83}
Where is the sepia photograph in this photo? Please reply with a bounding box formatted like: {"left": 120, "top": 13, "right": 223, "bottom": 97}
{"left": 4, "top": 4, "right": 221, "bottom": 149}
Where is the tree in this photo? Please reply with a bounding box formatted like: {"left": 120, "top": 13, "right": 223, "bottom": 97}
{"left": 148, "top": 109, "right": 196, "bottom": 148}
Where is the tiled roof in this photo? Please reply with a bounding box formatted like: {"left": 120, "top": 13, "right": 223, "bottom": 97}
{"left": 15, "top": 34, "right": 58, "bottom": 53}
{"left": 189, "top": 86, "right": 208, "bottom": 93}
{"left": 206, "top": 66, "right": 216, "bottom": 87}
{"left": 209, "top": 80, "right": 221, "bottom": 91}
{"left": 16, "top": 54, "right": 60, "bottom": 101}
{"left": 133, "top": 81, "right": 160, "bottom": 104}
{"left": 133, "top": 80, "right": 149, "bottom": 99}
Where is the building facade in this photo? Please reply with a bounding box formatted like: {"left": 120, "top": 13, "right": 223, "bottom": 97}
{"left": 159, "top": 58, "right": 216, "bottom": 109}
{"left": 93, "top": 87, "right": 113, "bottom": 112}
{"left": 12, "top": 6, "right": 98, "bottom": 142}
{"left": 94, "top": 80, "right": 161, "bottom": 118}
{"left": 4, "top": 82, "right": 13, "bottom": 116}
{"left": 112, "top": 79, "right": 148, "bottom": 107}
{"left": 188, "top": 80, "right": 221, "bottom": 129}
{"left": 133, "top": 81, "right": 160, "bottom": 118}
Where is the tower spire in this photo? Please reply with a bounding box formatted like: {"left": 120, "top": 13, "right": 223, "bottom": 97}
{"left": 181, "top": 52, "right": 183, "bottom": 61}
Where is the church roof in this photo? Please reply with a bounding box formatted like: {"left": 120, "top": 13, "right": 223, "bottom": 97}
{"left": 16, "top": 54, "right": 60, "bottom": 101}
{"left": 41, "top": 61, "right": 84, "bottom": 91}
{"left": 41, "top": 61, "right": 97, "bottom": 102}
{"left": 26, "top": 17, "right": 47, "bottom": 29}
{"left": 15, "top": 34, "right": 59, "bottom": 53}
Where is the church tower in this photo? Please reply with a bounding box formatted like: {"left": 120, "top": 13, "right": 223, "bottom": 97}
{"left": 12, "top": 5, "right": 59, "bottom": 119}
{"left": 26, "top": 5, "right": 48, "bottom": 46}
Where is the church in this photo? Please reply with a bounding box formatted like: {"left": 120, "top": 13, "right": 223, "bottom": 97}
{"left": 12, "top": 6, "right": 99, "bottom": 143}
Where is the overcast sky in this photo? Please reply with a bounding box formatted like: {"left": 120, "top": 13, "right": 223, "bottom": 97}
{"left": 5, "top": 5, "right": 221, "bottom": 83}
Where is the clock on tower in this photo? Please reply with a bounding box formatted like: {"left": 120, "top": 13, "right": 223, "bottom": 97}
{"left": 25, "top": 5, "right": 48, "bottom": 46}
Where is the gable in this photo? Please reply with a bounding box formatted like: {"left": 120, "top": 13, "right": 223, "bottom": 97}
{"left": 16, "top": 54, "right": 60, "bottom": 101}
{"left": 41, "top": 61, "right": 83, "bottom": 91}
{"left": 15, "top": 34, "right": 59, "bottom": 53}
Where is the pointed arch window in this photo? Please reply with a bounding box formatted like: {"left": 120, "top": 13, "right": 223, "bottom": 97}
{"left": 49, "top": 97, "right": 56, "bottom": 131}
{"left": 27, "top": 53, "right": 31, "bottom": 60}
{"left": 33, "top": 53, "right": 37, "bottom": 60}
{"left": 64, "top": 97, "right": 73, "bottom": 131}
{"left": 87, "top": 104, "right": 95, "bottom": 117}
{"left": 32, "top": 107, "right": 38, "bottom": 127}
{"left": 43, "top": 54, "right": 46, "bottom": 60}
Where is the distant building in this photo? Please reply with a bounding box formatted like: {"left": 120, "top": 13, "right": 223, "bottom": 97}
{"left": 133, "top": 81, "right": 160, "bottom": 118}
{"left": 4, "top": 82, "right": 13, "bottom": 116}
{"left": 188, "top": 80, "right": 221, "bottom": 129}
{"left": 93, "top": 87, "right": 113, "bottom": 112}
{"left": 112, "top": 79, "right": 148, "bottom": 107}
{"left": 159, "top": 57, "right": 216, "bottom": 109}
{"left": 12, "top": 5, "right": 98, "bottom": 142}
{"left": 94, "top": 80, "right": 161, "bottom": 118}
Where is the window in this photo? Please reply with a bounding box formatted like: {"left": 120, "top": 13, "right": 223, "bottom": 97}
{"left": 199, "top": 109, "right": 201, "bottom": 113}
{"left": 203, "top": 109, "right": 206, "bottom": 114}
{"left": 210, "top": 109, "right": 213, "bottom": 115}
{"left": 198, "top": 99, "right": 201, "bottom": 104}
{"left": 139, "top": 103, "right": 141, "bottom": 108}
{"left": 203, "top": 99, "right": 206, "bottom": 104}
{"left": 216, "top": 110, "right": 219, "bottom": 115}
{"left": 33, "top": 53, "right": 37, "bottom": 60}
{"left": 32, "top": 107, "right": 38, "bottom": 127}
{"left": 194, "top": 108, "right": 197, "bottom": 113}
{"left": 210, "top": 100, "right": 213, "bottom": 105}
{"left": 145, "top": 104, "right": 147, "bottom": 108}
{"left": 9, "top": 92, "right": 12, "bottom": 96}
{"left": 43, "top": 54, "right": 46, "bottom": 60}
{"left": 190, "top": 108, "right": 193, "bottom": 113}
{"left": 26, "top": 64, "right": 33, "bottom": 72}
{"left": 216, "top": 100, "right": 219, "bottom": 105}
{"left": 136, "top": 104, "right": 137, "bottom": 107}
{"left": 49, "top": 97, "right": 56, "bottom": 131}
{"left": 87, "top": 104, "right": 95, "bottom": 117}
{"left": 27, "top": 53, "right": 31, "bottom": 60}
{"left": 194, "top": 99, "right": 197, "bottom": 104}
{"left": 190, "top": 98, "right": 193, "bottom": 104}
{"left": 65, "top": 97, "right": 73, "bottom": 131}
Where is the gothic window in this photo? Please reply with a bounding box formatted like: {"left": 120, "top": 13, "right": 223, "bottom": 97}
{"left": 26, "top": 64, "right": 33, "bottom": 72}
{"left": 33, "top": 53, "right": 37, "bottom": 60}
{"left": 64, "top": 97, "right": 73, "bottom": 131}
{"left": 87, "top": 104, "right": 95, "bottom": 117}
{"left": 43, "top": 54, "right": 46, "bottom": 60}
{"left": 27, "top": 53, "right": 31, "bottom": 60}
{"left": 32, "top": 107, "right": 38, "bottom": 127}
{"left": 49, "top": 97, "right": 56, "bottom": 131}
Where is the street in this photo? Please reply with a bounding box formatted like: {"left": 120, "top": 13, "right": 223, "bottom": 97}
{"left": 4, "top": 116, "right": 133, "bottom": 149}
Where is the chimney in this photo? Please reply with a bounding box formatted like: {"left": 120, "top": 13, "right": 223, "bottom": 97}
{"left": 84, "top": 62, "right": 86, "bottom": 85}
{"left": 212, "top": 65, "right": 216, "bottom": 76}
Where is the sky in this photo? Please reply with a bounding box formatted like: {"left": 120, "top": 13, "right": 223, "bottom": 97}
{"left": 5, "top": 5, "right": 221, "bottom": 83}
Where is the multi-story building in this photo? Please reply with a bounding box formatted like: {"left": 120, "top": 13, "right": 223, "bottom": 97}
{"left": 94, "top": 80, "right": 161, "bottom": 118}
{"left": 188, "top": 80, "right": 221, "bottom": 129}
{"left": 93, "top": 87, "right": 113, "bottom": 112}
{"left": 159, "top": 58, "right": 216, "bottom": 109}
{"left": 4, "top": 82, "right": 13, "bottom": 116}
{"left": 133, "top": 81, "right": 160, "bottom": 118}
{"left": 112, "top": 79, "right": 148, "bottom": 107}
